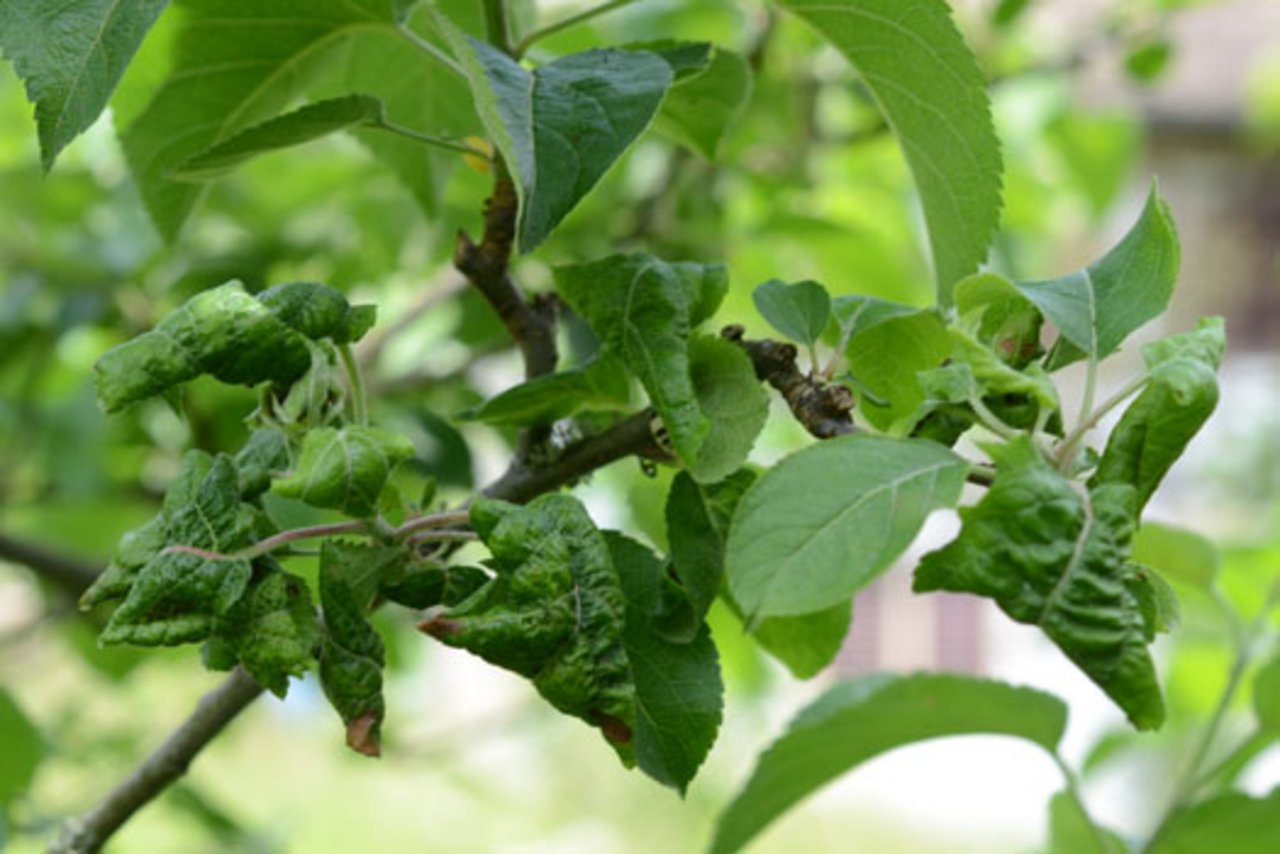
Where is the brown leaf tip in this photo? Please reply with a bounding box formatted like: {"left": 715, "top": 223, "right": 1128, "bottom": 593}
{"left": 346, "top": 712, "right": 382, "bottom": 757}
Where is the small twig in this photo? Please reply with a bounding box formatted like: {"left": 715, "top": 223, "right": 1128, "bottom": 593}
{"left": 0, "top": 532, "right": 101, "bottom": 597}
{"left": 393, "top": 510, "right": 472, "bottom": 539}
{"left": 52, "top": 667, "right": 264, "bottom": 854}
{"left": 513, "top": 0, "right": 638, "bottom": 57}
{"left": 396, "top": 22, "right": 465, "bottom": 77}
{"left": 721, "top": 325, "right": 856, "bottom": 439}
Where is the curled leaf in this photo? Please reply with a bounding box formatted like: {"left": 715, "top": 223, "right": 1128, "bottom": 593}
{"left": 272, "top": 426, "right": 415, "bottom": 518}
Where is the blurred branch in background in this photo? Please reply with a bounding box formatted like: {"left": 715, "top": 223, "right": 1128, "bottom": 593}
{"left": 0, "top": 533, "right": 99, "bottom": 599}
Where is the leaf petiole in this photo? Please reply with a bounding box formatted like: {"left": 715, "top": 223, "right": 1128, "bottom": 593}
{"left": 368, "top": 118, "right": 492, "bottom": 159}
{"left": 338, "top": 343, "right": 368, "bottom": 426}
{"left": 514, "top": 0, "right": 639, "bottom": 57}
{"left": 1054, "top": 373, "right": 1149, "bottom": 472}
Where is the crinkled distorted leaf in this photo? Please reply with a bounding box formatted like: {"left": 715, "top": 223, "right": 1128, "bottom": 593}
{"left": 422, "top": 496, "right": 636, "bottom": 761}
{"left": 273, "top": 426, "right": 414, "bottom": 518}
{"left": 208, "top": 563, "right": 319, "bottom": 697}
{"left": 948, "top": 326, "right": 1059, "bottom": 412}
{"left": 234, "top": 427, "right": 291, "bottom": 499}
{"left": 1130, "top": 522, "right": 1219, "bottom": 590}
{"left": 774, "top": 0, "right": 1003, "bottom": 303}
{"left": 727, "top": 435, "right": 968, "bottom": 618}
{"left": 606, "top": 532, "right": 723, "bottom": 794}
{"left": 94, "top": 280, "right": 374, "bottom": 413}
{"left": 712, "top": 673, "right": 1068, "bottom": 854}
{"left": 0, "top": 687, "right": 43, "bottom": 802}
{"left": 688, "top": 337, "right": 770, "bottom": 484}
{"left": 172, "top": 95, "right": 386, "bottom": 180}
{"left": 654, "top": 45, "right": 752, "bottom": 160}
{"left": 439, "top": 24, "right": 673, "bottom": 252}
{"left": 381, "top": 563, "right": 489, "bottom": 610}
{"left": 101, "top": 455, "right": 254, "bottom": 646}
{"left": 121, "top": 0, "right": 470, "bottom": 238}
{"left": 0, "top": 0, "right": 170, "bottom": 169}
{"left": 954, "top": 273, "right": 1043, "bottom": 367}
{"left": 1090, "top": 318, "right": 1224, "bottom": 512}
{"left": 318, "top": 542, "right": 386, "bottom": 757}
{"left": 313, "top": 541, "right": 410, "bottom": 611}
{"left": 845, "top": 309, "right": 951, "bottom": 433}
{"left": 461, "top": 355, "right": 631, "bottom": 427}
{"left": 1149, "top": 789, "right": 1280, "bottom": 854}
{"left": 916, "top": 437, "right": 1165, "bottom": 730}
{"left": 1016, "top": 187, "right": 1180, "bottom": 368}
{"left": 555, "top": 255, "right": 728, "bottom": 464}
{"left": 752, "top": 280, "right": 832, "bottom": 349}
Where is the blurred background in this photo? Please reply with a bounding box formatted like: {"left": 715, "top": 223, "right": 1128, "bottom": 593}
{"left": 1, "top": 0, "right": 1277, "bottom": 851}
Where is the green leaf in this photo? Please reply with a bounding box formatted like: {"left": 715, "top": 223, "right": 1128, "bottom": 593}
{"left": 234, "top": 427, "right": 291, "bottom": 500}
{"left": 461, "top": 355, "right": 630, "bottom": 427}
{"left": 655, "top": 46, "right": 752, "bottom": 160}
{"left": 0, "top": 0, "right": 170, "bottom": 169}
{"left": 94, "top": 280, "right": 374, "bottom": 413}
{"left": 555, "top": 254, "right": 728, "bottom": 465}
{"left": 1016, "top": 187, "right": 1180, "bottom": 368}
{"left": 632, "top": 41, "right": 713, "bottom": 80}
{"left": 121, "top": 0, "right": 467, "bottom": 239}
{"left": 1130, "top": 565, "right": 1181, "bottom": 638}
{"left": 1130, "top": 522, "right": 1219, "bottom": 590}
{"left": 312, "top": 541, "right": 409, "bottom": 612}
{"left": 1125, "top": 38, "right": 1173, "bottom": 83}
{"left": 948, "top": 325, "right": 1059, "bottom": 412}
{"left": 831, "top": 294, "right": 917, "bottom": 341}
{"left": 423, "top": 496, "right": 636, "bottom": 761}
{"left": 845, "top": 309, "right": 951, "bottom": 432}
{"left": 318, "top": 542, "right": 386, "bottom": 757}
{"left": 606, "top": 532, "right": 722, "bottom": 794}
{"left": 1047, "top": 790, "right": 1127, "bottom": 854}
{"left": 954, "top": 272, "right": 1043, "bottom": 367}
{"left": 171, "top": 95, "right": 385, "bottom": 180}
{"left": 711, "top": 673, "right": 1068, "bottom": 854}
{"left": 1090, "top": 318, "right": 1224, "bottom": 513}
{"left": 381, "top": 563, "right": 489, "bottom": 610}
{"left": 1149, "top": 789, "right": 1280, "bottom": 854}
{"left": 727, "top": 435, "right": 968, "bottom": 618}
{"left": 774, "top": 0, "right": 1003, "bottom": 303}
{"left": 441, "top": 24, "right": 672, "bottom": 251}
{"left": 1253, "top": 654, "right": 1280, "bottom": 732}
{"left": 208, "top": 563, "right": 318, "bottom": 698}
{"left": 751, "top": 280, "right": 832, "bottom": 348}
{"left": 273, "top": 426, "right": 414, "bottom": 518}
{"left": 739, "top": 600, "right": 853, "bottom": 680}
{"left": 0, "top": 687, "right": 42, "bottom": 802}
{"left": 688, "top": 337, "right": 770, "bottom": 484}
{"left": 916, "top": 437, "right": 1165, "bottom": 730}
{"left": 101, "top": 455, "right": 254, "bottom": 646}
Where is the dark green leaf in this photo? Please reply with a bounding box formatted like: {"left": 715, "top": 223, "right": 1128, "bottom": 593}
{"left": 318, "top": 542, "right": 386, "bottom": 757}
{"left": 775, "top": 0, "right": 1003, "bottom": 303}
{"left": 315, "top": 541, "right": 410, "bottom": 610}
{"left": 101, "top": 455, "right": 254, "bottom": 646}
{"left": 121, "top": 0, "right": 466, "bottom": 238}
{"left": 712, "top": 673, "right": 1067, "bottom": 854}
{"left": 234, "top": 427, "right": 291, "bottom": 499}
{"left": 845, "top": 309, "right": 951, "bottom": 432}
{"left": 255, "top": 282, "right": 377, "bottom": 344}
{"left": 631, "top": 40, "right": 713, "bottom": 81}
{"left": 1254, "top": 655, "right": 1280, "bottom": 732}
{"left": 0, "top": 0, "right": 170, "bottom": 169}
{"left": 751, "top": 279, "right": 832, "bottom": 348}
{"left": 916, "top": 437, "right": 1165, "bottom": 730}
{"left": 1090, "top": 318, "right": 1224, "bottom": 512}
{"left": 688, "top": 337, "right": 769, "bottom": 484}
{"left": 423, "top": 496, "right": 636, "bottom": 761}
{"left": 555, "top": 254, "right": 729, "bottom": 465}
{"left": 606, "top": 532, "right": 722, "bottom": 794}
{"left": 273, "top": 426, "right": 415, "bottom": 518}
{"left": 441, "top": 24, "right": 673, "bottom": 251}
{"left": 655, "top": 46, "right": 752, "bottom": 160}
{"left": 1125, "top": 39, "right": 1173, "bottom": 83}
{"left": 1130, "top": 522, "right": 1219, "bottom": 590}
{"left": 381, "top": 564, "right": 489, "bottom": 610}
{"left": 727, "top": 435, "right": 968, "bottom": 618}
{"left": 992, "top": 0, "right": 1034, "bottom": 28}
{"left": 0, "top": 687, "right": 42, "bottom": 802}
{"left": 172, "top": 95, "right": 385, "bottom": 180}
{"left": 1016, "top": 187, "right": 1180, "bottom": 368}
{"left": 210, "top": 563, "right": 318, "bottom": 697}
{"left": 1150, "top": 789, "right": 1280, "bottom": 854}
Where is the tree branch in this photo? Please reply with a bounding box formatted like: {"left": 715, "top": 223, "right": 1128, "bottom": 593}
{"left": 51, "top": 667, "right": 264, "bottom": 854}
{"left": 721, "top": 325, "right": 857, "bottom": 439}
{"left": 0, "top": 532, "right": 100, "bottom": 598}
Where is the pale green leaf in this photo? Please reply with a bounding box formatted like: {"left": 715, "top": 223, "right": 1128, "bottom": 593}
{"left": 738, "top": 599, "right": 853, "bottom": 680}
{"left": 727, "top": 435, "right": 968, "bottom": 618}
{"left": 712, "top": 673, "right": 1067, "bottom": 854}
{"left": 172, "top": 95, "right": 385, "bottom": 180}
{"left": 1150, "top": 789, "right": 1280, "bottom": 854}
{"left": 1016, "top": 187, "right": 1180, "bottom": 367}
{"left": 774, "top": 0, "right": 1003, "bottom": 303}
{"left": 655, "top": 46, "right": 752, "bottom": 159}
{"left": 1046, "top": 790, "right": 1127, "bottom": 854}
{"left": 831, "top": 294, "right": 917, "bottom": 341}
{"left": 440, "top": 25, "right": 672, "bottom": 251}
{"left": 954, "top": 272, "right": 1043, "bottom": 367}
{"left": 1254, "top": 655, "right": 1280, "bottom": 732}
{"left": 688, "top": 337, "right": 769, "bottom": 484}
{"left": 0, "top": 0, "right": 170, "bottom": 169}
{"left": 845, "top": 309, "right": 951, "bottom": 432}
{"left": 752, "top": 279, "right": 832, "bottom": 348}
{"left": 1130, "top": 522, "right": 1219, "bottom": 590}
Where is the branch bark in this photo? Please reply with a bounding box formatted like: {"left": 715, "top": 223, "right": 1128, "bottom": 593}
{"left": 51, "top": 667, "right": 263, "bottom": 854}
{"left": 721, "top": 324, "right": 857, "bottom": 439}
{"left": 0, "top": 532, "right": 100, "bottom": 598}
